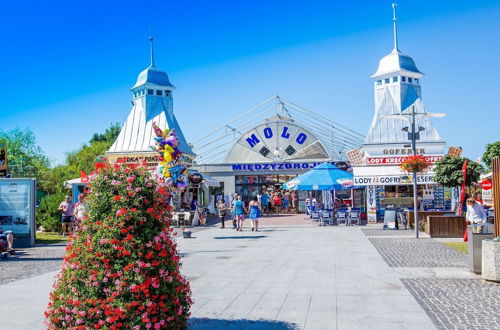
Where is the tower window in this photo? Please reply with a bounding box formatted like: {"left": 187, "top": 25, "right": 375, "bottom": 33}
{"left": 393, "top": 76, "right": 399, "bottom": 83}
{"left": 156, "top": 90, "right": 163, "bottom": 96}
{"left": 408, "top": 77, "right": 413, "bottom": 83}
{"left": 165, "top": 90, "right": 171, "bottom": 96}
{"left": 384, "top": 78, "right": 390, "bottom": 84}
{"left": 414, "top": 78, "right": 419, "bottom": 84}
{"left": 401, "top": 76, "right": 406, "bottom": 82}
{"left": 147, "top": 89, "right": 154, "bottom": 95}
{"left": 376, "top": 80, "right": 382, "bottom": 86}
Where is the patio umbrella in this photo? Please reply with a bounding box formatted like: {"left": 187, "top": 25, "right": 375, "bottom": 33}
{"left": 282, "top": 163, "right": 353, "bottom": 191}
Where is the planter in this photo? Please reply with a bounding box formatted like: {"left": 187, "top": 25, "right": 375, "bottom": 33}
{"left": 425, "top": 216, "right": 466, "bottom": 238}
{"left": 482, "top": 239, "right": 500, "bottom": 282}
{"left": 182, "top": 231, "right": 192, "bottom": 239}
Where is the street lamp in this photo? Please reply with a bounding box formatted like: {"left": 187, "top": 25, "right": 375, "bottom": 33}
{"left": 383, "top": 105, "right": 446, "bottom": 238}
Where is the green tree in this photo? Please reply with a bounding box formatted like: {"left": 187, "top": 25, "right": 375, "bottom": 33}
{"left": 0, "top": 127, "right": 50, "bottom": 178}
{"left": 482, "top": 141, "right": 500, "bottom": 171}
{"left": 433, "top": 156, "right": 483, "bottom": 187}
{"left": 89, "top": 122, "right": 121, "bottom": 145}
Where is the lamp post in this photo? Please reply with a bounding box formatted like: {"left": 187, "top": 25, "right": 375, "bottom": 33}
{"left": 383, "top": 105, "right": 446, "bottom": 238}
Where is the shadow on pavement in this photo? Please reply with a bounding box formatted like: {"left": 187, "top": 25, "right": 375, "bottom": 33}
{"left": 188, "top": 317, "right": 299, "bottom": 329}
{"left": 213, "top": 236, "right": 267, "bottom": 240}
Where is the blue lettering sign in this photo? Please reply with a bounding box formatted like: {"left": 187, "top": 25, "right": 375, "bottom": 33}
{"left": 255, "top": 164, "right": 262, "bottom": 170}
{"left": 263, "top": 127, "right": 273, "bottom": 139}
{"left": 301, "top": 163, "right": 309, "bottom": 169}
{"left": 281, "top": 127, "right": 290, "bottom": 139}
{"left": 232, "top": 164, "right": 242, "bottom": 170}
{"left": 285, "top": 163, "right": 292, "bottom": 169}
{"left": 296, "top": 133, "right": 307, "bottom": 145}
{"left": 246, "top": 134, "right": 260, "bottom": 148}
{"left": 293, "top": 163, "right": 301, "bottom": 169}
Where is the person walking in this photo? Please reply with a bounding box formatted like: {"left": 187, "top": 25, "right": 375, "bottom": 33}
{"left": 466, "top": 197, "right": 487, "bottom": 233}
{"left": 231, "top": 193, "right": 238, "bottom": 229}
{"left": 58, "top": 195, "right": 75, "bottom": 236}
{"left": 73, "top": 193, "right": 89, "bottom": 231}
{"left": 282, "top": 191, "right": 290, "bottom": 214}
{"left": 234, "top": 196, "right": 247, "bottom": 231}
{"left": 248, "top": 196, "right": 261, "bottom": 231}
{"left": 273, "top": 192, "right": 282, "bottom": 215}
{"left": 218, "top": 199, "right": 228, "bottom": 228}
{"left": 291, "top": 191, "right": 297, "bottom": 213}
{"left": 260, "top": 189, "right": 270, "bottom": 216}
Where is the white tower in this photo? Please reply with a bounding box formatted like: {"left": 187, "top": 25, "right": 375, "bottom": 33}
{"left": 364, "top": 3, "right": 445, "bottom": 155}
{"left": 108, "top": 35, "right": 194, "bottom": 159}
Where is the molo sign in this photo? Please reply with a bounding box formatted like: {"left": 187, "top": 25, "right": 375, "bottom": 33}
{"left": 226, "top": 121, "right": 330, "bottom": 163}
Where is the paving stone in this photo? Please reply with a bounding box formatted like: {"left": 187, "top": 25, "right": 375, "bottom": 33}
{"left": 368, "top": 237, "right": 467, "bottom": 268}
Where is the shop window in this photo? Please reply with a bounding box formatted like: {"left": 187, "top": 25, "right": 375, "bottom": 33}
{"left": 393, "top": 76, "right": 399, "bottom": 83}
{"left": 156, "top": 90, "right": 163, "bottom": 96}
{"left": 147, "top": 89, "right": 154, "bottom": 95}
{"left": 401, "top": 76, "right": 406, "bottom": 82}
{"left": 384, "top": 78, "right": 390, "bottom": 84}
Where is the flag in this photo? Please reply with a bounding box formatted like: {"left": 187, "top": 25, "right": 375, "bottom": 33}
{"left": 80, "top": 170, "right": 89, "bottom": 183}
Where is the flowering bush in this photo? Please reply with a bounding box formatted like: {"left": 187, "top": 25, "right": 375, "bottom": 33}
{"left": 400, "top": 155, "right": 431, "bottom": 173}
{"left": 45, "top": 164, "right": 192, "bottom": 329}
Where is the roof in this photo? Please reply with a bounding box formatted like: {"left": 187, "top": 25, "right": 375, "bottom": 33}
{"left": 371, "top": 48, "right": 423, "bottom": 78}
{"left": 131, "top": 65, "right": 173, "bottom": 89}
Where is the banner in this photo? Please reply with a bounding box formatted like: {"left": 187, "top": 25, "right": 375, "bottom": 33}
{"left": 366, "top": 185, "right": 377, "bottom": 222}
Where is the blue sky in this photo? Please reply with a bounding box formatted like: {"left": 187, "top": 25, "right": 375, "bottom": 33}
{"left": 1, "top": 0, "right": 499, "bottom": 164}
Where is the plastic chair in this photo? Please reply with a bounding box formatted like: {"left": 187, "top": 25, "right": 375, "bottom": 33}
{"left": 336, "top": 209, "right": 348, "bottom": 226}
{"left": 311, "top": 211, "right": 320, "bottom": 223}
{"left": 319, "top": 210, "right": 332, "bottom": 226}
{"left": 349, "top": 210, "right": 360, "bottom": 226}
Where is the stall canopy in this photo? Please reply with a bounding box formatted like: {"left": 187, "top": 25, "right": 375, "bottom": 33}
{"left": 201, "top": 174, "right": 220, "bottom": 187}
{"left": 282, "top": 163, "right": 353, "bottom": 190}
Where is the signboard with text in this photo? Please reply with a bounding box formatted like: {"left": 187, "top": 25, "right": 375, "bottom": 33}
{"left": 354, "top": 173, "right": 436, "bottom": 186}
{"left": 365, "top": 155, "right": 443, "bottom": 166}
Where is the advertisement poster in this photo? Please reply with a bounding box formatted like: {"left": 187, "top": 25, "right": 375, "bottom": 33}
{"left": 0, "top": 179, "right": 35, "bottom": 236}
{"left": 366, "top": 185, "right": 377, "bottom": 222}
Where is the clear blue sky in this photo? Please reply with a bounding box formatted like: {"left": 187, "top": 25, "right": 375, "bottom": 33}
{"left": 1, "top": 0, "right": 499, "bottom": 164}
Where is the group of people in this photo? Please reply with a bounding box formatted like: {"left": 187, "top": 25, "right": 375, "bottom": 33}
{"left": 259, "top": 189, "right": 297, "bottom": 215}
{"left": 58, "top": 194, "right": 89, "bottom": 236}
{"left": 217, "top": 194, "right": 261, "bottom": 231}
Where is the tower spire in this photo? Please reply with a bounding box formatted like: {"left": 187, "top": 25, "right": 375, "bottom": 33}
{"left": 149, "top": 28, "right": 155, "bottom": 67}
{"left": 392, "top": 3, "right": 399, "bottom": 50}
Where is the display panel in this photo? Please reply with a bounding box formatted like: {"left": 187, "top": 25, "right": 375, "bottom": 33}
{"left": 0, "top": 179, "right": 35, "bottom": 236}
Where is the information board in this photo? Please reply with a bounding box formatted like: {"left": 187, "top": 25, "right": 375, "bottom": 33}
{"left": 0, "top": 179, "right": 36, "bottom": 242}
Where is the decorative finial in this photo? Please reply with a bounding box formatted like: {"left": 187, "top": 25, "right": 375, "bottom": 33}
{"left": 392, "top": 3, "right": 399, "bottom": 50}
{"left": 149, "top": 27, "right": 155, "bottom": 67}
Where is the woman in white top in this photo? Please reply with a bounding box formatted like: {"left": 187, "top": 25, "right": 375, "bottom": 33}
{"left": 466, "top": 198, "right": 487, "bottom": 233}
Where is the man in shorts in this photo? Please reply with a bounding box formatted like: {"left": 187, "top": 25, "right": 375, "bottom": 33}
{"left": 58, "top": 195, "right": 75, "bottom": 236}
{"left": 260, "top": 190, "right": 270, "bottom": 216}
{"left": 234, "top": 196, "right": 248, "bottom": 231}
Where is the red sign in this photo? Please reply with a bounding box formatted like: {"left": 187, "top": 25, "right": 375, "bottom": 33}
{"left": 366, "top": 155, "right": 443, "bottom": 165}
{"left": 482, "top": 179, "right": 492, "bottom": 190}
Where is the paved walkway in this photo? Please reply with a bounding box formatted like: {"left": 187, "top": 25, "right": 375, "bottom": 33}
{"left": 1, "top": 216, "right": 437, "bottom": 329}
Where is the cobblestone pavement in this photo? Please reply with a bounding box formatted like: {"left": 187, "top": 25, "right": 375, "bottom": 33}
{"left": 401, "top": 278, "right": 500, "bottom": 330}
{"left": 362, "top": 227, "right": 416, "bottom": 237}
{"left": 0, "top": 244, "right": 65, "bottom": 284}
{"left": 369, "top": 237, "right": 467, "bottom": 267}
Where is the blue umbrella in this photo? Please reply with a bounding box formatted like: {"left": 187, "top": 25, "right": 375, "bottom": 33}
{"left": 282, "top": 163, "right": 353, "bottom": 190}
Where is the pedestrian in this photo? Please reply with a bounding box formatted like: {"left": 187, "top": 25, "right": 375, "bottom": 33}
{"left": 282, "top": 191, "right": 290, "bottom": 213}
{"left": 466, "top": 197, "right": 487, "bottom": 233}
{"left": 234, "top": 196, "right": 247, "bottom": 231}
{"left": 260, "top": 189, "right": 270, "bottom": 216}
{"left": 218, "top": 199, "right": 228, "bottom": 228}
{"left": 248, "top": 196, "right": 261, "bottom": 231}
{"left": 273, "top": 192, "right": 282, "bottom": 215}
{"left": 291, "top": 191, "right": 297, "bottom": 212}
{"left": 231, "top": 193, "right": 238, "bottom": 229}
{"left": 73, "top": 193, "right": 89, "bottom": 231}
{"left": 58, "top": 195, "right": 75, "bottom": 236}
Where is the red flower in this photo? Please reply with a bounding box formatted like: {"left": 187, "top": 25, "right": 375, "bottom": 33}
{"left": 113, "top": 195, "right": 122, "bottom": 201}
{"left": 116, "top": 208, "right": 127, "bottom": 217}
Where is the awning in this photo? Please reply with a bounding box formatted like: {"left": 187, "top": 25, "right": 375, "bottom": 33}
{"left": 202, "top": 174, "right": 220, "bottom": 187}
{"left": 64, "top": 178, "right": 85, "bottom": 189}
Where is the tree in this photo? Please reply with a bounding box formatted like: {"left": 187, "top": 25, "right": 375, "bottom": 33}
{"left": 45, "top": 164, "right": 192, "bottom": 328}
{"left": 433, "top": 156, "right": 483, "bottom": 187}
{"left": 89, "top": 122, "right": 121, "bottom": 145}
{"left": 0, "top": 127, "right": 50, "bottom": 178}
{"left": 482, "top": 141, "right": 500, "bottom": 171}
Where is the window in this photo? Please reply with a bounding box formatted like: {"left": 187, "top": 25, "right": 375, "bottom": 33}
{"left": 384, "top": 78, "right": 390, "bottom": 84}
{"left": 156, "top": 90, "right": 163, "bottom": 96}
{"left": 133, "top": 92, "right": 137, "bottom": 98}
{"left": 414, "top": 78, "right": 419, "bottom": 84}
{"left": 376, "top": 80, "right": 382, "bottom": 86}
{"left": 401, "top": 76, "right": 406, "bottom": 82}
{"left": 165, "top": 90, "right": 171, "bottom": 96}
{"left": 147, "top": 89, "right": 154, "bottom": 95}
{"left": 393, "top": 76, "right": 399, "bottom": 83}
{"left": 408, "top": 77, "right": 413, "bottom": 83}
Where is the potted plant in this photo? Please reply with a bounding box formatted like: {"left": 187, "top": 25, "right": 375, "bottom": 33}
{"left": 400, "top": 155, "right": 431, "bottom": 174}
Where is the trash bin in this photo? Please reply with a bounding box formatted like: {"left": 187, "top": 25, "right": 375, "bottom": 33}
{"left": 467, "top": 224, "right": 494, "bottom": 274}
